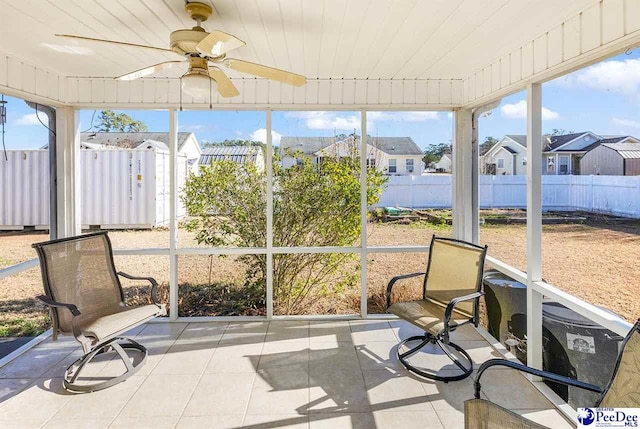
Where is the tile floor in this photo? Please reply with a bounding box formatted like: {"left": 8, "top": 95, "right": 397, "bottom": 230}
{"left": 0, "top": 320, "right": 575, "bottom": 429}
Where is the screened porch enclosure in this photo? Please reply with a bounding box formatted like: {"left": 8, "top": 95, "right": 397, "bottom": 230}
{"left": 0, "top": 0, "right": 639, "bottom": 427}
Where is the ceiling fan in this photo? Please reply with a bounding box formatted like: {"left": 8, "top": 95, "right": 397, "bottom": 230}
{"left": 55, "top": 1, "right": 306, "bottom": 99}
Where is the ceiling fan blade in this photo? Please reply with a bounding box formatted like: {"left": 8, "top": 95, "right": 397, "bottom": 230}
{"left": 55, "top": 34, "right": 177, "bottom": 54}
{"left": 208, "top": 66, "right": 240, "bottom": 98}
{"left": 224, "top": 59, "right": 306, "bottom": 87}
{"left": 196, "top": 31, "right": 246, "bottom": 57}
{"left": 116, "top": 61, "right": 184, "bottom": 81}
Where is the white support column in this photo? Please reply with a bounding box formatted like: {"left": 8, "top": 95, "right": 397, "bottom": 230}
{"left": 526, "top": 83, "right": 544, "bottom": 370}
{"left": 266, "top": 110, "right": 274, "bottom": 319}
{"left": 452, "top": 108, "right": 473, "bottom": 241}
{"left": 54, "top": 107, "right": 81, "bottom": 238}
{"left": 471, "top": 112, "right": 480, "bottom": 244}
{"left": 169, "top": 109, "right": 178, "bottom": 320}
{"left": 360, "top": 111, "right": 368, "bottom": 318}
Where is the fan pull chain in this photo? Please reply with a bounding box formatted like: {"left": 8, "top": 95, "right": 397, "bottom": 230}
{"left": 209, "top": 76, "right": 213, "bottom": 109}
{"left": 179, "top": 76, "right": 183, "bottom": 112}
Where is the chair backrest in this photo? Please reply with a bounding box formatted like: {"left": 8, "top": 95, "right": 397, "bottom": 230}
{"left": 423, "top": 235, "right": 487, "bottom": 317}
{"left": 597, "top": 320, "right": 640, "bottom": 407}
{"left": 33, "top": 232, "right": 124, "bottom": 335}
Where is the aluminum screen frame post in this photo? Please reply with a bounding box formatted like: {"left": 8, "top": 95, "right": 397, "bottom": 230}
{"left": 169, "top": 108, "right": 179, "bottom": 320}
{"left": 453, "top": 108, "right": 473, "bottom": 242}
{"left": 526, "top": 83, "right": 543, "bottom": 372}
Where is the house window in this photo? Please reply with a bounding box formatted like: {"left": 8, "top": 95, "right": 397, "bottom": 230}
{"left": 388, "top": 159, "right": 397, "bottom": 173}
{"left": 497, "top": 158, "right": 504, "bottom": 169}
{"left": 559, "top": 155, "right": 569, "bottom": 174}
{"left": 547, "top": 156, "right": 555, "bottom": 173}
{"left": 406, "top": 159, "right": 414, "bottom": 173}
{"left": 367, "top": 158, "right": 376, "bottom": 168}
{"left": 522, "top": 157, "right": 527, "bottom": 166}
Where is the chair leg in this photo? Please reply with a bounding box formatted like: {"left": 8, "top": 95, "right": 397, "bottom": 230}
{"left": 396, "top": 333, "right": 474, "bottom": 382}
{"left": 64, "top": 337, "right": 147, "bottom": 393}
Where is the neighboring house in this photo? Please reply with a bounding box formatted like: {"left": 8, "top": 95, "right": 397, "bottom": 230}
{"left": 580, "top": 143, "right": 640, "bottom": 175}
{"left": 434, "top": 154, "right": 452, "bottom": 173}
{"left": 199, "top": 146, "right": 265, "bottom": 172}
{"left": 482, "top": 132, "right": 640, "bottom": 175}
{"left": 279, "top": 136, "right": 424, "bottom": 175}
{"left": 482, "top": 135, "right": 527, "bottom": 175}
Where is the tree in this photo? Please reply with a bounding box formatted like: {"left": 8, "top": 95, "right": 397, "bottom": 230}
{"left": 480, "top": 136, "right": 499, "bottom": 155}
{"left": 181, "top": 140, "right": 387, "bottom": 315}
{"left": 200, "top": 139, "right": 266, "bottom": 151}
{"left": 423, "top": 142, "right": 451, "bottom": 168}
{"left": 547, "top": 128, "right": 574, "bottom": 136}
{"left": 97, "top": 110, "right": 148, "bottom": 132}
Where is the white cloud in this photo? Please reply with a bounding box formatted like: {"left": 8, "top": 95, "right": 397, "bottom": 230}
{"left": 572, "top": 58, "right": 640, "bottom": 94}
{"left": 612, "top": 117, "right": 640, "bottom": 129}
{"left": 447, "top": 112, "right": 453, "bottom": 119}
{"left": 250, "top": 128, "right": 282, "bottom": 146}
{"left": 284, "top": 111, "right": 360, "bottom": 131}
{"left": 14, "top": 111, "right": 49, "bottom": 126}
{"left": 500, "top": 100, "right": 559, "bottom": 120}
{"left": 283, "top": 110, "right": 439, "bottom": 131}
{"left": 182, "top": 124, "right": 203, "bottom": 132}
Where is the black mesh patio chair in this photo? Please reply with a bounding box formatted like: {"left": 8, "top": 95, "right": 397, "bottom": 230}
{"left": 33, "top": 232, "right": 166, "bottom": 393}
{"left": 466, "top": 319, "right": 640, "bottom": 428}
{"left": 386, "top": 235, "right": 488, "bottom": 382}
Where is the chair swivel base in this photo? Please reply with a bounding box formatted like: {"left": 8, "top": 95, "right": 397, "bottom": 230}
{"left": 64, "top": 337, "right": 147, "bottom": 393}
{"left": 397, "top": 333, "right": 474, "bottom": 382}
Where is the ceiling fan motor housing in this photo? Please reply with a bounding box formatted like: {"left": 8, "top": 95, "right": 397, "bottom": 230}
{"left": 169, "top": 29, "right": 208, "bottom": 55}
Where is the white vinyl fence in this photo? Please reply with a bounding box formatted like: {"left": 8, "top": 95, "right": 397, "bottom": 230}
{"left": 1, "top": 149, "right": 188, "bottom": 230}
{"left": 376, "top": 174, "right": 640, "bottom": 218}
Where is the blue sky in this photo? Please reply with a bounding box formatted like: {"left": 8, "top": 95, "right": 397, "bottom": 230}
{"left": 3, "top": 50, "right": 640, "bottom": 151}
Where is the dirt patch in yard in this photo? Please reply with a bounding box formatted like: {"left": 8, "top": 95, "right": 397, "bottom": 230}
{"left": 1, "top": 218, "right": 639, "bottom": 336}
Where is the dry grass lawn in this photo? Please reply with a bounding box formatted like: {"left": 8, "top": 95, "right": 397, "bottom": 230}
{"left": 1, "top": 217, "right": 639, "bottom": 336}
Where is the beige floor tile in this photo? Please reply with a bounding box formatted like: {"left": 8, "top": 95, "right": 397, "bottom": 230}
{"left": 0, "top": 419, "right": 47, "bottom": 429}
{"left": 389, "top": 320, "right": 425, "bottom": 341}
{"left": 243, "top": 414, "right": 309, "bottom": 429}
{"left": 53, "top": 375, "right": 145, "bottom": 420}
{"left": 516, "top": 409, "right": 574, "bottom": 429}
{"left": 220, "top": 322, "right": 268, "bottom": 345}
{"left": 309, "top": 321, "right": 353, "bottom": 344}
{"left": 246, "top": 367, "right": 310, "bottom": 415}
{"left": 372, "top": 410, "right": 444, "bottom": 429}
{"left": 0, "top": 378, "right": 32, "bottom": 405}
{"left": 0, "top": 378, "right": 73, "bottom": 420}
{"left": 205, "top": 343, "right": 263, "bottom": 374}
{"left": 41, "top": 349, "right": 110, "bottom": 379}
{"left": 152, "top": 343, "right": 216, "bottom": 375}
{"left": 434, "top": 408, "right": 464, "bottom": 429}
{"left": 118, "top": 374, "right": 200, "bottom": 418}
{"left": 108, "top": 416, "right": 179, "bottom": 429}
{"left": 259, "top": 342, "right": 309, "bottom": 370}
{"left": 174, "top": 323, "right": 227, "bottom": 347}
{"left": 0, "top": 347, "right": 74, "bottom": 378}
{"left": 349, "top": 321, "right": 397, "bottom": 345}
{"left": 362, "top": 369, "right": 434, "bottom": 413}
{"left": 424, "top": 376, "right": 483, "bottom": 412}
{"left": 266, "top": 321, "right": 310, "bottom": 344}
{"left": 309, "top": 342, "right": 360, "bottom": 375}
{"left": 42, "top": 418, "right": 111, "bottom": 429}
{"left": 480, "top": 368, "right": 555, "bottom": 410}
{"left": 176, "top": 415, "right": 244, "bottom": 429}
{"left": 308, "top": 370, "right": 370, "bottom": 414}
{"left": 134, "top": 323, "right": 187, "bottom": 344}
{"left": 34, "top": 335, "right": 78, "bottom": 350}
{"left": 355, "top": 342, "right": 401, "bottom": 371}
{"left": 183, "top": 373, "right": 255, "bottom": 416}
{"left": 449, "top": 325, "right": 483, "bottom": 341}
{"left": 309, "top": 413, "right": 375, "bottom": 429}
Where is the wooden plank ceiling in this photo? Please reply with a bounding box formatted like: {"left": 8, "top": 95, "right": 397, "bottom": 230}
{"left": 0, "top": 0, "right": 595, "bottom": 82}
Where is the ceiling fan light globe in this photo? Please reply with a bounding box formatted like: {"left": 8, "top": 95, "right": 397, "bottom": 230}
{"left": 182, "top": 73, "right": 210, "bottom": 99}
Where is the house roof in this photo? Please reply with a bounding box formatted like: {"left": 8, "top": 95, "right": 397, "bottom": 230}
{"left": 504, "top": 135, "right": 528, "bottom": 148}
{"left": 602, "top": 143, "right": 640, "bottom": 159}
{"left": 545, "top": 132, "right": 587, "bottom": 150}
{"left": 199, "top": 146, "right": 262, "bottom": 165}
{"left": 80, "top": 132, "right": 195, "bottom": 151}
{"left": 502, "top": 146, "right": 517, "bottom": 154}
{"left": 280, "top": 136, "right": 423, "bottom": 156}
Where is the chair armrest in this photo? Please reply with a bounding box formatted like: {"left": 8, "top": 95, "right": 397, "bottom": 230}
{"left": 117, "top": 272, "right": 161, "bottom": 306}
{"left": 386, "top": 272, "right": 426, "bottom": 308}
{"left": 36, "top": 295, "right": 81, "bottom": 317}
{"left": 444, "top": 291, "right": 485, "bottom": 325}
{"left": 474, "top": 359, "right": 604, "bottom": 399}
